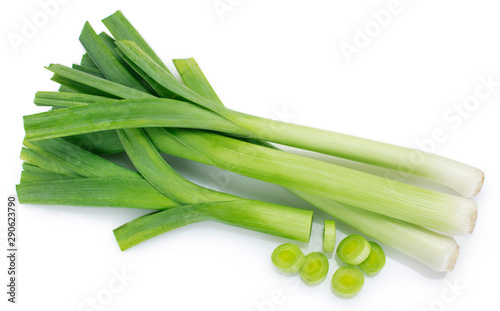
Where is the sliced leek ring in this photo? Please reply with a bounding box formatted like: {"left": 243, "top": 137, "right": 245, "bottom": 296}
{"left": 337, "top": 234, "right": 371, "bottom": 265}
{"left": 331, "top": 266, "right": 365, "bottom": 298}
{"left": 359, "top": 241, "right": 386, "bottom": 276}
{"left": 323, "top": 220, "right": 336, "bottom": 253}
{"left": 300, "top": 252, "right": 329, "bottom": 285}
{"left": 271, "top": 243, "right": 305, "bottom": 273}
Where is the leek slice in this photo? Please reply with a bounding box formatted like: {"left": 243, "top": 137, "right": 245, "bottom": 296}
{"left": 271, "top": 243, "right": 305, "bottom": 273}
{"left": 299, "top": 252, "right": 329, "bottom": 285}
{"left": 323, "top": 220, "right": 336, "bottom": 253}
{"left": 331, "top": 266, "right": 364, "bottom": 298}
{"left": 337, "top": 235, "right": 371, "bottom": 266}
{"left": 359, "top": 242, "right": 386, "bottom": 276}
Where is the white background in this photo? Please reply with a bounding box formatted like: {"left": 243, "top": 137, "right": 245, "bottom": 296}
{"left": 1, "top": 0, "right": 499, "bottom": 310}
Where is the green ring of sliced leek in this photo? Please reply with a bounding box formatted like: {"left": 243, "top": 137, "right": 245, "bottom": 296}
{"left": 300, "top": 252, "right": 329, "bottom": 285}
{"left": 331, "top": 266, "right": 365, "bottom": 298}
{"left": 359, "top": 241, "right": 386, "bottom": 276}
{"left": 323, "top": 220, "right": 336, "bottom": 253}
{"left": 271, "top": 243, "right": 305, "bottom": 273}
{"left": 337, "top": 234, "right": 371, "bottom": 265}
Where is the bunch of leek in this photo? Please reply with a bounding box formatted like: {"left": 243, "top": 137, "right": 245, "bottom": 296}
{"left": 18, "top": 10, "right": 484, "bottom": 273}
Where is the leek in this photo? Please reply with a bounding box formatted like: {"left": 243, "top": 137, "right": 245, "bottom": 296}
{"left": 79, "top": 22, "right": 147, "bottom": 92}
{"left": 23, "top": 105, "right": 478, "bottom": 235}
{"left": 323, "top": 220, "right": 336, "bottom": 253}
{"left": 18, "top": 144, "right": 313, "bottom": 245}
{"left": 271, "top": 243, "right": 306, "bottom": 273}
{"left": 113, "top": 200, "right": 313, "bottom": 251}
{"left": 78, "top": 20, "right": 234, "bottom": 205}
{"left": 102, "top": 10, "right": 171, "bottom": 73}
{"left": 17, "top": 177, "right": 178, "bottom": 209}
{"left": 331, "top": 266, "right": 365, "bottom": 298}
{"left": 300, "top": 252, "right": 329, "bottom": 285}
{"left": 20, "top": 147, "right": 79, "bottom": 177}
{"left": 37, "top": 60, "right": 464, "bottom": 270}
{"left": 359, "top": 242, "right": 386, "bottom": 276}
{"left": 80, "top": 53, "right": 97, "bottom": 69}
{"left": 290, "top": 191, "right": 460, "bottom": 272}
{"left": 19, "top": 11, "right": 482, "bottom": 274}
{"left": 20, "top": 170, "right": 73, "bottom": 183}
{"left": 23, "top": 138, "right": 140, "bottom": 179}
{"left": 114, "top": 37, "right": 484, "bottom": 198}
{"left": 72, "top": 64, "right": 105, "bottom": 78}
{"left": 337, "top": 235, "right": 371, "bottom": 266}
{"left": 119, "top": 12, "right": 483, "bottom": 198}
{"left": 116, "top": 128, "right": 236, "bottom": 204}
{"left": 50, "top": 73, "right": 113, "bottom": 97}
